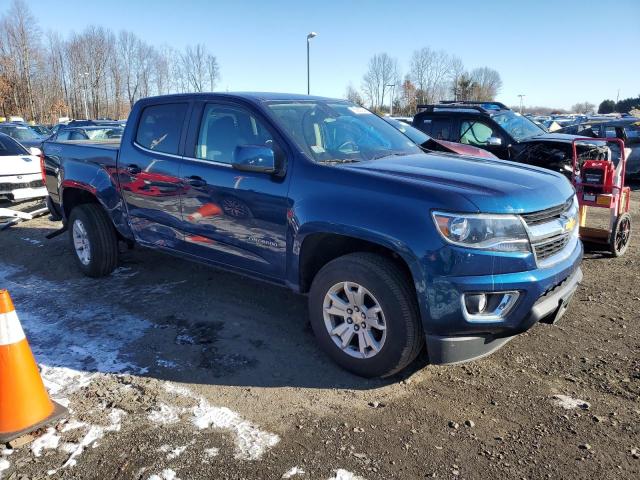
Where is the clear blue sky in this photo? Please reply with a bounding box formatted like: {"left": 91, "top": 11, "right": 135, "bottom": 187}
{"left": 24, "top": 0, "right": 640, "bottom": 109}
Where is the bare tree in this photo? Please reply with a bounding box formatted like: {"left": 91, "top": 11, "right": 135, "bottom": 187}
{"left": 362, "top": 53, "right": 398, "bottom": 110}
{"left": 409, "top": 47, "right": 451, "bottom": 105}
{"left": 206, "top": 54, "right": 220, "bottom": 91}
{"left": 571, "top": 101, "right": 596, "bottom": 114}
{"left": 344, "top": 83, "right": 364, "bottom": 106}
{"left": 469, "top": 67, "right": 502, "bottom": 101}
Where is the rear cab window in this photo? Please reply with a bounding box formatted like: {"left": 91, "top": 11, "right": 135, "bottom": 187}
{"left": 135, "top": 103, "right": 188, "bottom": 155}
{"left": 419, "top": 118, "right": 452, "bottom": 140}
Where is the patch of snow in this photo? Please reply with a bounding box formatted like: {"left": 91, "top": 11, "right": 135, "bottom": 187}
{"left": 62, "top": 409, "right": 126, "bottom": 468}
{"left": 21, "top": 237, "right": 43, "bottom": 246}
{"left": 175, "top": 333, "right": 196, "bottom": 345}
{"left": 148, "top": 468, "right": 180, "bottom": 480}
{"left": 0, "top": 459, "right": 9, "bottom": 475}
{"left": 204, "top": 447, "right": 220, "bottom": 458}
{"left": 551, "top": 394, "right": 590, "bottom": 410}
{"left": 111, "top": 267, "right": 139, "bottom": 279}
{"left": 61, "top": 419, "right": 89, "bottom": 432}
{"left": 31, "top": 428, "right": 61, "bottom": 457}
{"left": 164, "top": 383, "right": 279, "bottom": 460}
{"left": 148, "top": 403, "right": 181, "bottom": 425}
{"left": 282, "top": 466, "right": 306, "bottom": 478}
{"left": 156, "top": 358, "right": 178, "bottom": 368}
{"left": 159, "top": 444, "right": 187, "bottom": 460}
{"left": 0, "top": 450, "right": 12, "bottom": 456}
{"left": 328, "top": 470, "right": 366, "bottom": 480}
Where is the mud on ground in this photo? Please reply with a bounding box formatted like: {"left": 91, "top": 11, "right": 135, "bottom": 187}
{"left": 0, "top": 191, "right": 638, "bottom": 480}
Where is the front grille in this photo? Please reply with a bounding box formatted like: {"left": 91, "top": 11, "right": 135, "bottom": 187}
{"left": 521, "top": 197, "right": 575, "bottom": 264}
{"left": 533, "top": 234, "right": 571, "bottom": 261}
{"left": 520, "top": 197, "right": 573, "bottom": 226}
{"left": 0, "top": 179, "right": 44, "bottom": 190}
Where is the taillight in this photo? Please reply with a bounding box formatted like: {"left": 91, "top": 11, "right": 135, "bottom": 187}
{"left": 39, "top": 153, "right": 46, "bottom": 184}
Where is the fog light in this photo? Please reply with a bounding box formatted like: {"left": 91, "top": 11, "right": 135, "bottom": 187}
{"left": 462, "top": 291, "right": 520, "bottom": 322}
{"left": 464, "top": 293, "right": 487, "bottom": 314}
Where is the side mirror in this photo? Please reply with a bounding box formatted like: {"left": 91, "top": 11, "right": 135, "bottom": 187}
{"left": 232, "top": 145, "right": 276, "bottom": 174}
{"left": 487, "top": 137, "right": 502, "bottom": 146}
{"left": 29, "top": 147, "right": 42, "bottom": 156}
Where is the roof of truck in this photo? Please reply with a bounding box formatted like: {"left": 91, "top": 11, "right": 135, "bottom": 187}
{"left": 142, "top": 92, "right": 340, "bottom": 103}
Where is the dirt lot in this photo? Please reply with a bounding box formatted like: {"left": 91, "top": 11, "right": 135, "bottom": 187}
{"left": 0, "top": 191, "right": 638, "bottom": 480}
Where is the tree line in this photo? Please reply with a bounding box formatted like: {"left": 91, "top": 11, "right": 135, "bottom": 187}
{"left": 346, "top": 48, "right": 503, "bottom": 116}
{"left": 597, "top": 96, "right": 640, "bottom": 115}
{"left": 0, "top": 0, "right": 220, "bottom": 123}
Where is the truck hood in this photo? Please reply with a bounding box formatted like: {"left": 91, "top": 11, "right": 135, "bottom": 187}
{"left": 520, "top": 132, "right": 588, "bottom": 144}
{"left": 343, "top": 153, "right": 574, "bottom": 213}
{"left": 0, "top": 155, "right": 41, "bottom": 176}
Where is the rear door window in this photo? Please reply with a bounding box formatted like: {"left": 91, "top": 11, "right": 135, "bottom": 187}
{"left": 420, "top": 118, "right": 452, "bottom": 140}
{"left": 135, "top": 103, "right": 188, "bottom": 155}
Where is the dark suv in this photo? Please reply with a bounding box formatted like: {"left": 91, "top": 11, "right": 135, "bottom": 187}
{"left": 412, "top": 102, "right": 602, "bottom": 176}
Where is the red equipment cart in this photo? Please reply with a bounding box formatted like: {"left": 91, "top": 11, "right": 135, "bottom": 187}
{"left": 571, "top": 137, "right": 632, "bottom": 256}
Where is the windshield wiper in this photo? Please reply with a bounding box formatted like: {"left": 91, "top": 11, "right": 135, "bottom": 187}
{"left": 369, "top": 151, "right": 410, "bottom": 161}
{"left": 316, "top": 158, "right": 361, "bottom": 164}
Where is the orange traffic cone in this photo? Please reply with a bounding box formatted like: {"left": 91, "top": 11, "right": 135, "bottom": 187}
{"left": 0, "top": 290, "right": 67, "bottom": 443}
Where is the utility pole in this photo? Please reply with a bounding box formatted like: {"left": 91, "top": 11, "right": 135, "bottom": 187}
{"left": 306, "top": 32, "right": 317, "bottom": 95}
{"left": 517, "top": 94, "right": 526, "bottom": 114}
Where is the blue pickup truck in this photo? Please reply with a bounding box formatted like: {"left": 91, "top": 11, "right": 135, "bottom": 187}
{"left": 41, "top": 93, "right": 583, "bottom": 377}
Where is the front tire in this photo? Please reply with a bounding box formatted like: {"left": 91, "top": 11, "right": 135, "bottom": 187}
{"left": 610, "top": 212, "right": 632, "bottom": 257}
{"left": 68, "top": 203, "right": 118, "bottom": 277}
{"left": 308, "top": 253, "right": 424, "bottom": 378}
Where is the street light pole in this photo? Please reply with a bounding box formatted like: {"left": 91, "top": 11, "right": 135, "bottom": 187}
{"left": 80, "top": 72, "right": 89, "bottom": 119}
{"left": 518, "top": 94, "right": 526, "bottom": 114}
{"left": 386, "top": 84, "right": 396, "bottom": 115}
{"left": 306, "top": 32, "right": 317, "bottom": 95}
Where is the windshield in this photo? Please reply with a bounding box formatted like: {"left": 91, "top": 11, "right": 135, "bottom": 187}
{"left": 85, "top": 127, "right": 124, "bottom": 140}
{"left": 1, "top": 126, "right": 41, "bottom": 141}
{"left": 30, "top": 125, "right": 51, "bottom": 136}
{"left": 266, "top": 101, "right": 421, "bottom": 163}
{"left": 384, "top": 118, "right": 431, "bottom": 146}
{"left": 493, "top": 111, "right": 544, "bottom": 141}
{"left": 0, "top": 135, "right": 29, "bottom": 156}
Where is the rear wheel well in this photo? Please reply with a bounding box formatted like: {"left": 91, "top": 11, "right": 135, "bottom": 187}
{"left": 299, "top": 233, "right": 415, "bottom": 294}
{"left": 62, "top": 188, "right": 99, "bottom": 219}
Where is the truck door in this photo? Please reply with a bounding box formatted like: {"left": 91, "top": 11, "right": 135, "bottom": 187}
{"left": 177, "top": 101, "right": 290, "bottom": 280}
{"left": 119, "top": 102, "right": 189, "bottom": 248}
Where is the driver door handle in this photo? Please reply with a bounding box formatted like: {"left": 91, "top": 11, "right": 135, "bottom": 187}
{"left": 186, "top": 175, "right": 207, "bottom": 187}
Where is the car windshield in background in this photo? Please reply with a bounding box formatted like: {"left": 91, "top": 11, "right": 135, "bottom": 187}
{"left": 384, "top": 117, "right": 431, "bottom": 146}
{"left": 1, "top": 125, "right": 41, "bottom": 141}
{"left": 266, "top": 101, "right": 421, "bottom": 163}
{"left": 493, "top": 111, "right": 544, "bottom": 141}
{"left": 82, "top": 127, "right": 124, "bottom": 140}
{"left": 0, "top": 135, "right": 29, "bottom": 156}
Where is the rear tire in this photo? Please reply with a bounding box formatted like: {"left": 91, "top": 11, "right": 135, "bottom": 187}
{"left": 308, "top": 252, "right": 424, "bottom": 378}
{"left": 68, "top": 203, "right": 118, "bottom": 277}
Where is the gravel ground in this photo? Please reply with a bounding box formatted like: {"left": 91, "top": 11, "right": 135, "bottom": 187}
{"left": 0, "top": 191, "right": 638, "bottom": 480}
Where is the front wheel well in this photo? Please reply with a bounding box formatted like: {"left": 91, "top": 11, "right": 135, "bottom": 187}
{"left": 298, "top": 233, "right": 415, "bottom": 294}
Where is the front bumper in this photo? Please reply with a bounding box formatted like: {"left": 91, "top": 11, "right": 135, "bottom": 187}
{"left": 419, "top": 237, "right": 583, "bottom": 365}
{"left": 426, "top": 266, "right": 582, "bottom": 364}
{"left": 0, "top": 174, "right": 46, "bottom": 201}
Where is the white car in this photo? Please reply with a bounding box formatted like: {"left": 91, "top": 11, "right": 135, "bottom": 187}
{"left": 0, "top": 133, "right": 47, "bottom": 202}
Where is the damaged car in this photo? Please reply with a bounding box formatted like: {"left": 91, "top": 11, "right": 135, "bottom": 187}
{"left": 412, "top": 102, "right": 607, "bottom": 176}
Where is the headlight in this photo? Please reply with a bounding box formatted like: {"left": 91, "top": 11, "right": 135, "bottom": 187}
{"left": 432, "top": 211, "right": 530, "bottom": 253}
